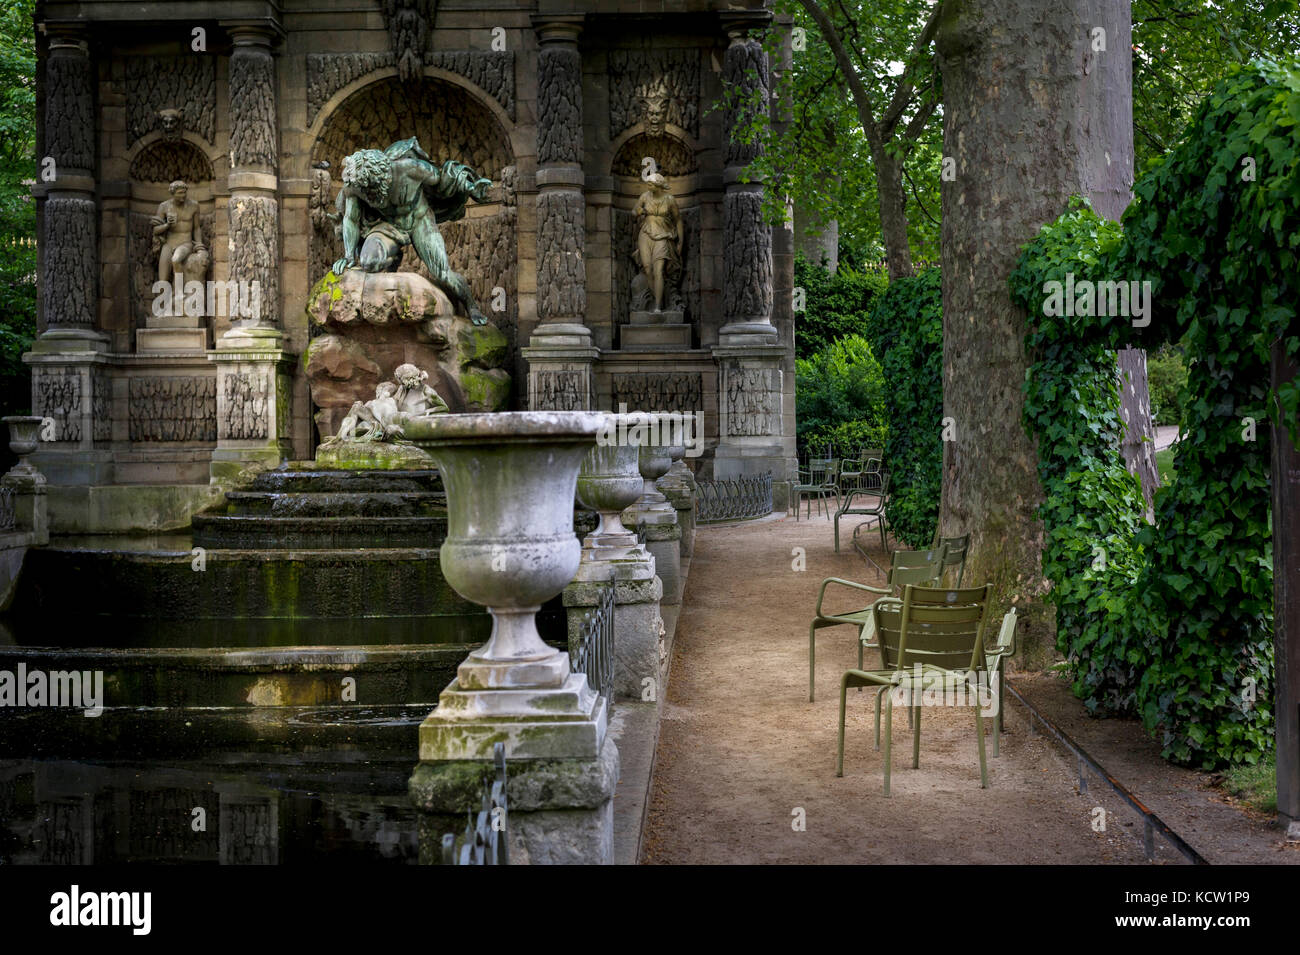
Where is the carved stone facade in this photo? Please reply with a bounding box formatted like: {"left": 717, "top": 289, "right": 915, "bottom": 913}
{"left": 305, "top": 51, "right": 516, "bottom": 125}
{"left": 129, "top": 141, "right": 214, "bottom": 184}
{"left": 219, "top": 372, "right": 270, "bottom": 441}
{"left": 538, "top": 44, "right": 583, "bottom": 166}
{"left": 34, "top": 368, "right": 81, "bottom": 443}
{"left": 43, "top": 196, "right": 98, "bottom": 328}
{"left": 46, "top": 39, "right": 96, "bottom": 171}
{"left": 380, "top": 0, "right": 437, "bottom": 83}
{"left": 611, "top": 372, "right": 703, "bottom": 414}
{"left": 229, "top": 46, "right": 278, "bottom": 170}
{"left": 612, "top": 135, "right": 697, "bottom": 178}
{"left": 725, "top": 367, "right": 778, "bottom": 436}
{"left": 723, "top": 190, "right": 773, "bottom": 324}
{"left": 530, "top": 370, "right": 584, "bottom": 411}
{"left": 125, "top": 56, "right": 216, "bottom": 147}
{"left": 129, "top": 377, "right": 218, "bottom": 442}
{"left": 536, "top": 191, "right": 587, "bottom": 322}
{"left": 608, "top": 50, "right": 701, "bottom": 139}
{"left": 228, "top": 196, "right": 278, "bottom": 322}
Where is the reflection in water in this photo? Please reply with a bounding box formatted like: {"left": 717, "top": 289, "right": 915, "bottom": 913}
{"left": 0, "top": 757, "right": 419, "bottom": 864}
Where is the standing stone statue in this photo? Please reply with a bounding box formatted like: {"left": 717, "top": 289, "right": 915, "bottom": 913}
{"left": 633, "top": 173, "right": 683, "bottom": 313}
{"left": 330, "top": 137, "right": 492, "bottom": 325}
{"left": 152, "top": 180, "right": 208, "bottom": 290}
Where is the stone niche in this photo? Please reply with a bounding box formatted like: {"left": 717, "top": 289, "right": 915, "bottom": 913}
{"left": 305, "top": 269, "right": 510, "bottom": 442}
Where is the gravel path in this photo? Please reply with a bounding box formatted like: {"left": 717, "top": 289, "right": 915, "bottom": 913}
{"left": 642, "top": 510, "right": 1150, "bottom": 865}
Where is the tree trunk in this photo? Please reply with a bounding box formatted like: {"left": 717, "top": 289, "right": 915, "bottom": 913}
{"left": 875, "top": 149, "right": 913, "bottom": 279}
{"left": 935, "top": 0, "right": 1136, "bottom": 662}
{"left": 1117, "top": 347, "right": 1159, "bottom": 515}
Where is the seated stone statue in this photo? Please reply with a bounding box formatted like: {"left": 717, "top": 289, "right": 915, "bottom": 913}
{"left": 394, "top": 363, "right": 450, "bottom": 418}
{"left": 152, "top": 180, "right": 209, "bottom": 298}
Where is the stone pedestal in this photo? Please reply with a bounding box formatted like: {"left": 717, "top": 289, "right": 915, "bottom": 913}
{"left": 658, "top": 465, "right": 696, "bottom": 562}
{"left": 25, "top": 356, "right": 115, "bottom": 485}
{"left": 621, "top": 310, "right": 691, "bottom": 351}
{"left": 523, "top": 323, "right": 600, "bottom": 410}
{"left": 207, "top": 327, "right": 296, "bottom": 483}
{"left": 712, "top": 333, "right": 788, "bottom": 488}
{"left": 411, "top": 733, "right": 619, "bottom": 864}
{"left": 567, "top": 545, "right": 664, "bottom": 704}
{"left": 136, "top": 325, "right": 209, "bottom": 354}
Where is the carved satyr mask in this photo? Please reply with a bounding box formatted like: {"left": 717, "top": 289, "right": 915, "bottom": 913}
{"left": 158, "top": 108, "right": 184, "bottom": 142}
{"left": 642, "top": 94, "right": 667, "bottom": 136}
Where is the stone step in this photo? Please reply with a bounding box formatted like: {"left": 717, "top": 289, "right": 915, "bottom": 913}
{"left": 248, "top": 467, "right": 444, "bottom": 495}
{"left": 190, "top": 514, "right": 448, "bottom": 550}
{"left": 217, "top": 490, "right": 447, "bottom": 519}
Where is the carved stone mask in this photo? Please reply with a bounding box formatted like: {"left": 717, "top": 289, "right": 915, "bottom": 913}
{"left": 158, "top": 108, "right": 184, "bottom": 142}
{"left": 642, "top": 95, "right": 667, "bottom": 136}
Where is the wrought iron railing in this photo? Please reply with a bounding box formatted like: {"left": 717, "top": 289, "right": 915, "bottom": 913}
{"left": 0, "top": 487, "right": 14, "bottom": 532}
{"left": 570, "top": 577, "right": 615, "bottom": 700}
{"left": 696, "top": 471, "right": 773, "bottom": 523}
{"left": 441, "top": 741, "right": 510, "bottom": 865}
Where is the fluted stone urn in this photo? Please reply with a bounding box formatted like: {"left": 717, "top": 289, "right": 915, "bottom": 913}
{"left": 404, "top": 410, "right": 608, "bottom": 760}
{"left": 576, "top": 413, "right": 653, "bottom": 570}
{"left": 2, "top": 416, "right": 46, "bottom": 488}
{"left": 625, "top": 413, "right": 675, "bottom": 521}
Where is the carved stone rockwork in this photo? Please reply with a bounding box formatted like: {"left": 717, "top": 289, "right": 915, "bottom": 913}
{"left": 607, "top": 50, "right": 701, "bottom": 140}
{"left": 128, "top": 141, "right": 214, "bottom": 184}
{"left": 726, "top": 367, "right": 778, "bottom": 436}
{"left": 538, "top": 45, "right": 582, "bottom": 166}
{"left": 92, "top": 370, "right": 111, "bottom": 442}
{"left": 536, "top": 190, "right": 586, "bottom": 322}
{"left": 682, "top": 206, "right": 701, "bottom": 323}
{"left": 43, "top": 196, "right": 97, "bottom": 328}
{"left": 311, "top": 77, "right": 512, "bottom": 181}
{"left": 723, "top": 37, "right": 767, "bottom": 168}
{"left": 46, "top": 40, "right": 96, "bottom": 170}
{"left": 34, "top": 369, "right": 81, "bottom": 443}
{"left": 529, "top": 370, "right": 583, "bottom": 411}
{"left": 305, "top": 51, "right": 516, "bottom": 125}
{"left": 228, "top": 196, "right": 278, "bottom": 322}
{"left": 612, "top": 135, "right": 697, "bottom": 178}
{"left": 380, "top": 0, "right": 436, "bottom": 83}
{"left": 219, "top": 372, "right": 270, "bottom": 440}
{"left": 229, "top": 47, "right": 277, "bottom": 170}
{"left": 128, "top": 376, "right": 218, "bottom": 442}
{"left": 125, "top": 56, "right": 216, "bottom": 147}
{"left": 611, "top": 373, "right": 702, "bottom": 414}
{"left": 723, "top": 190, "right": 772, "bottom": 325}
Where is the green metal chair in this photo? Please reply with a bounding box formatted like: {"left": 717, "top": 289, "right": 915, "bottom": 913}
{"left": 807, "top": 544, "right": 947, "bottom": 702}
{"left": 934, "top": 533, "right": 971, "bottom": 587}
{"left": 838, "top": 448, "right": 883, "bottom": 495}
{"left": 793, "top": 456, "right": 840, "bottom": 520}
{"left": 836, "top": 583, "right": 994, "bottom": 795}
{"left": 835, "top": 470, "right": 891, "bottom": 554}
{"left": 984, "top": 607, "right": 1018, "bottom": 757}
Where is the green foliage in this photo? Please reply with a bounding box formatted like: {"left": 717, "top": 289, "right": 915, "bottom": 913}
{"left": 863, "top": 267, "right": 942, "bottom": 548}
{"left": 1146, "top": 344, "right": 1189, "bottom": 425}
{"left": 793, "top": 254, "right": 888, "bottom": 359}
{"left": 1010, "top": 59, "right": 1300, "bottom": 769}
{"left": 0, "top": 0, "right": 36, "bottom": 409}
{"left": 795, "top": 334, "right": 888, "bottom": 460}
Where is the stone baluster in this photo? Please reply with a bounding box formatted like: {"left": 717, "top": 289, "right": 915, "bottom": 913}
{"left": 523, "top": 16, "right": 599, "bottom": 411}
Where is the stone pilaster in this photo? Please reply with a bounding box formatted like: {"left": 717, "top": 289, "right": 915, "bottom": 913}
{"left": 527, "top": 16, "right": 597, "bottom": 409}
{"left": 223, "top": 22, "right": 280, "bottom": 333}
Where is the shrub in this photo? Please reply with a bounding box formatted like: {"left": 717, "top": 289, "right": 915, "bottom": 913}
{"left": 1145, "top": 344, "right": 1188, "bottom": 426}
{"left": 862, "top": 268, "right": 943, "bottom": 548}
{"left": 795, "top": 334, "right": 887, "bottom": 459}
{"left": 793, "top": 254, "right": 889, "bottom": 360}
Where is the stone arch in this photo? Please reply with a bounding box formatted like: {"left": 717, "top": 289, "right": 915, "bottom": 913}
{"left": 610, "top": 130, "right": 698, "bottom": 179}
{"left": 128, "top": 137, "right": 216, "bottom": 184}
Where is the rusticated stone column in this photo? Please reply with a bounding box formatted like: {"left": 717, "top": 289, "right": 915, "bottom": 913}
{"left": 524, "top": 16, "right": 598, "bottom": 410}
{"left": 224, "top": 22, "right": 280, "bottom": 332}
{"left": 33, "top": 27, "right": 104, "bottom": 350}
{"left": 209, "top": 21, "right": 293, "bottom": 482}
{"left": 711, "top": 16, "right": 788, "bottom": 496}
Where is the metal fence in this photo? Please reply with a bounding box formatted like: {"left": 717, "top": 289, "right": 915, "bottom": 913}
{"left": 0, "top": 487, "right": 14, "bottom": 532}
{"left": 696, "top": 471, "right": 773, "bottom": 523}
{"left": 441, "top": 741, "right": 510, "bottom": 865}
{"left": 571, "top": 577, "right": 615, "bottom": 700}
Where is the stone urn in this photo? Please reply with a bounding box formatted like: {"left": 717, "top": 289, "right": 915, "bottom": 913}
{"left": 404, "top": 411, "right": 603, "bottom": 692}
{"left": 623, "top": 413, "right": 674, "bottom": 522}
{"left": 576, "top": 413, "right": 646, "bottom": 562}
{"left": 2, "top": 416, "right": 46, "bottom": 487}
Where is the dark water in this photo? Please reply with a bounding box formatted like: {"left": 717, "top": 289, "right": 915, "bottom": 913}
{"left": 0, "top": 749, "right": 423, "bottom": 865}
